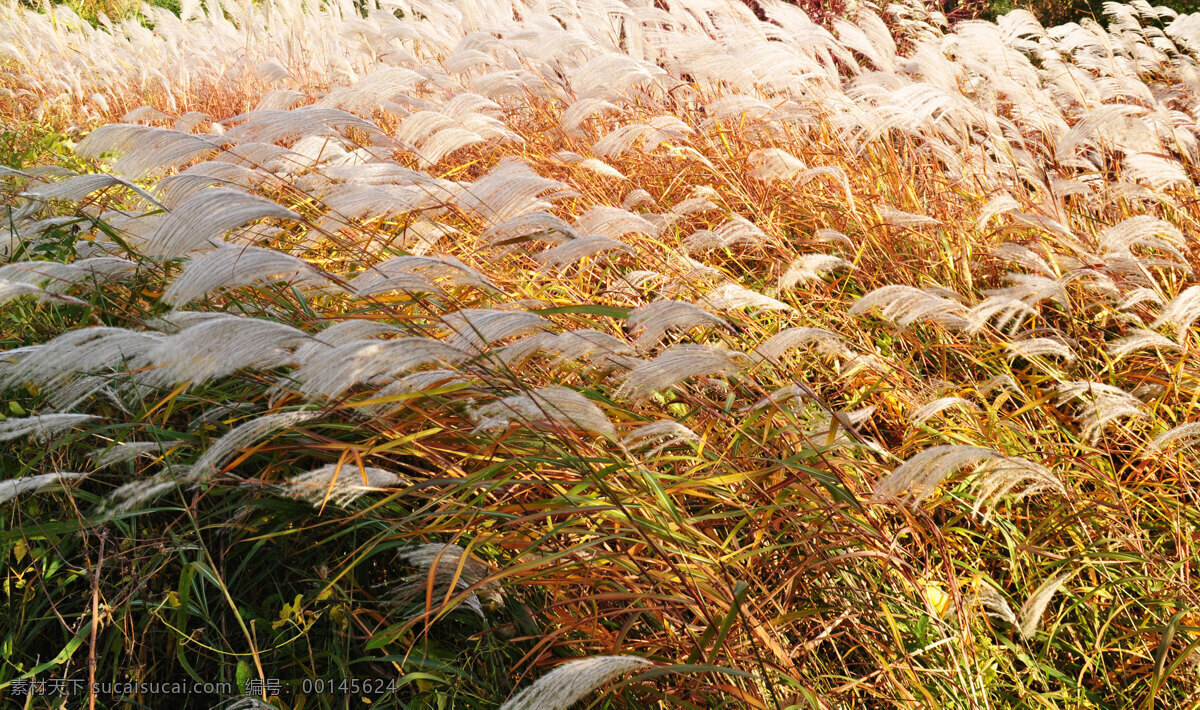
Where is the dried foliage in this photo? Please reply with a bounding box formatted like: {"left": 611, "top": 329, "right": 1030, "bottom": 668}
{"left": 3, "top": 0, "right": 1200, "bottom": 707}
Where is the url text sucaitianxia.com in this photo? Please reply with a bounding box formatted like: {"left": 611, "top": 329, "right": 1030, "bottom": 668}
{"left": 8, "top": 677, "right": 399, "bottom": 697}
{"left": 9, "top": 679, "right": 236, "bottom": 696}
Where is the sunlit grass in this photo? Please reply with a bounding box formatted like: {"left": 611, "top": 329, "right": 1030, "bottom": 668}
{"left": 3, "top": 0, "right": 1200, "bottom": 708}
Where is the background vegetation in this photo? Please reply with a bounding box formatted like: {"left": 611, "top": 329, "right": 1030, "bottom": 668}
{"left": 20, "top": 0, "right": 1200, "bottom": 28}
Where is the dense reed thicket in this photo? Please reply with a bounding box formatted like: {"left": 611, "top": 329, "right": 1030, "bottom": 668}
{"left": 2, "top": 0, "right": 1200, "bottom": 707}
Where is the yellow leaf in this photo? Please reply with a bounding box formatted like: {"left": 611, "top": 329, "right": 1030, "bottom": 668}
{"left": 917, "top": 581, "right": 951, "bottom": 617}
{"left": 329, "top": 604, "right": 348, "bottom": 628}
{"left": 273, "top": 593, "right": 304, "bottom": 629}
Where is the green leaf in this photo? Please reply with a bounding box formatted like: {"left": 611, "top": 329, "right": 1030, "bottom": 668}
{"left": 236, "top": 660, "right": 251, "bottom": 694}
{"left": 533, "top": 304, "right": 631, "bottom": 319}
{"left": 0, "top": 621, "right": 91, "bottom": 689}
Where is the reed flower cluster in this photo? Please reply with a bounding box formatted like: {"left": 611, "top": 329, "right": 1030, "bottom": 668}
{"left": 2, "top": 0, "right": 1199, "bottom": 706}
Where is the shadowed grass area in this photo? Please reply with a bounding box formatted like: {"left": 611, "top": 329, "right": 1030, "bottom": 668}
{"left": 17, "top": 0, "right": 179, "bottom": 23}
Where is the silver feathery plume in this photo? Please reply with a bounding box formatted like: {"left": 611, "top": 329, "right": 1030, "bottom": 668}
{"left": 498, "top": 656, "right": 653, "bottom": 710}
{"left": 626, "top": 300, "right": 728, "bottom": 352}
{"left": 1018, "top": 573, "right": 1073, "bottom": 641}
{"left": 620, "top": 420, "right": 701, "bottom": 455}
{"left": 280, "top": 464, "right": 407, "bottom": 506}
{"left": 0, "top": 472, "right": 90, "bottom": 505}
{"left": 472, "top": 386, "right": 616, "bottom": 438}
{"left": 392, "top": 543, "right": 503, "bottom": 620}
{"left": 615, "top": 345, "right": 748, "bottom": 403}
{"left": 0, "top": 414, "right": 100, "bottom": 443}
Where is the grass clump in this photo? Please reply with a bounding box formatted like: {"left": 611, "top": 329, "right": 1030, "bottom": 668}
{"left": 3, "top": 0, "right": 1200, "bottom": 708}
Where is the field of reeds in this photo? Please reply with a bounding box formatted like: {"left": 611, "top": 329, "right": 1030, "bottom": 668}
{"left": 2, "top": 0, "right": 1200, "bottom": 707}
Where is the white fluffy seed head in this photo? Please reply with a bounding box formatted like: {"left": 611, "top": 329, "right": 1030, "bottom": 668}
{"left": 292, "top": 338, "right": 471, "bottom": 400}
{"left": 187, "top": 410, "right": 323, "bottom": 482}
{"left": 1096, "top": 215, "right": 1187, "bottom": 264}
{"left": 102, "top": 475, "right": 180, "bottom": 515}
{"left": 620, "top": 420, "right": 701, "bottom": 455}
{"left": 700, "top": 283, "right": 793, "bottom": 312}
{"left": 0, "top": 414, "right": 100, "bottom": 443}
{"left": 484, "top": 211, "right": 580, "bottom": 246}
{"left": 1107, "top": 329, "right": 1180, "bottom": 360}
{"left": 472, "top": 386, "right": 615, "bottom": 438}
{"left": 626, "top": 300, "right": 728, "bottom": 352}
{"left": 499, "top": 656, "right": 653, "bottom": 710}
{"left": 879, "top": 205, "right": 939, "bottom": 229}
{"left": 571, "top": 206, "right": 657, "bottom": 239}
{"left": 142, "top": 316, "right": 313, "bottom": 388}
{"left": 1018, "top": 573, "right": 1073, "bottom": 640}
{"left": 1006, "top": 337, "right": 1077, "bottom": 363}
{"left": 75, "top": 124, "right": 224, "bottom": 180}
{"left": 144, "top": 187, "right": 298, "bottom": 257}
{"left": 616, "top": 345, "right": 748, "bottom": 403}
{"left": 872, "top": 445, "right": 999, "bottom": 506}
{"left": 909, "top": 396, "right": 978, "bottom": 424}
{"left": 90, "top": 440, "right": 187, "bottom": 468}
{"left": 442, "top": 309, "right": 551, "bottom": 352}
{"left": 752, "top": 327, "right": 850, "bottom": 361}
{"left": 396, "top": 544, "right": 491, "bottom": 589}
{"left": 392, "top": 543, "right": 502, "bottom": 618}
{"left": 747, "top": 147, "right": 806, "bottom": 181}
{"left": 0, "top": 472, "right": 90, "bottom": 505}
{"left": 1153, "top": 285, "right": 1200, "bottom": 343}
{"left": 1142, "top": 422, "right": 1200, "bottom": 457}
{"left": 1055, "top": 381, "right": 1146, "bottom": 443}
{"left": 968, "top": 457, "right": 1067, "bottom": 522}
{"left": 162, "top": 246, "right": 333, "bottom": 305}
{"left": 779, "top": 254, "right": 854, "bottom": 288}
{"left": 353, "top": 255, "right": 494, "bottom": 295}
{"left": 281, "top": 464, "right": 407, "bottom": 506}
{"left": 534, "top": 237, "right": 634, "bottom": 273}
{"left": 976, "top": 584, "right": 1016, "bottom": 626}
{"left": 0, "top": 327, "right": 162, "bottom": 391}
{"left": 850, "top": 285, "right": 969, "bottom": 330}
